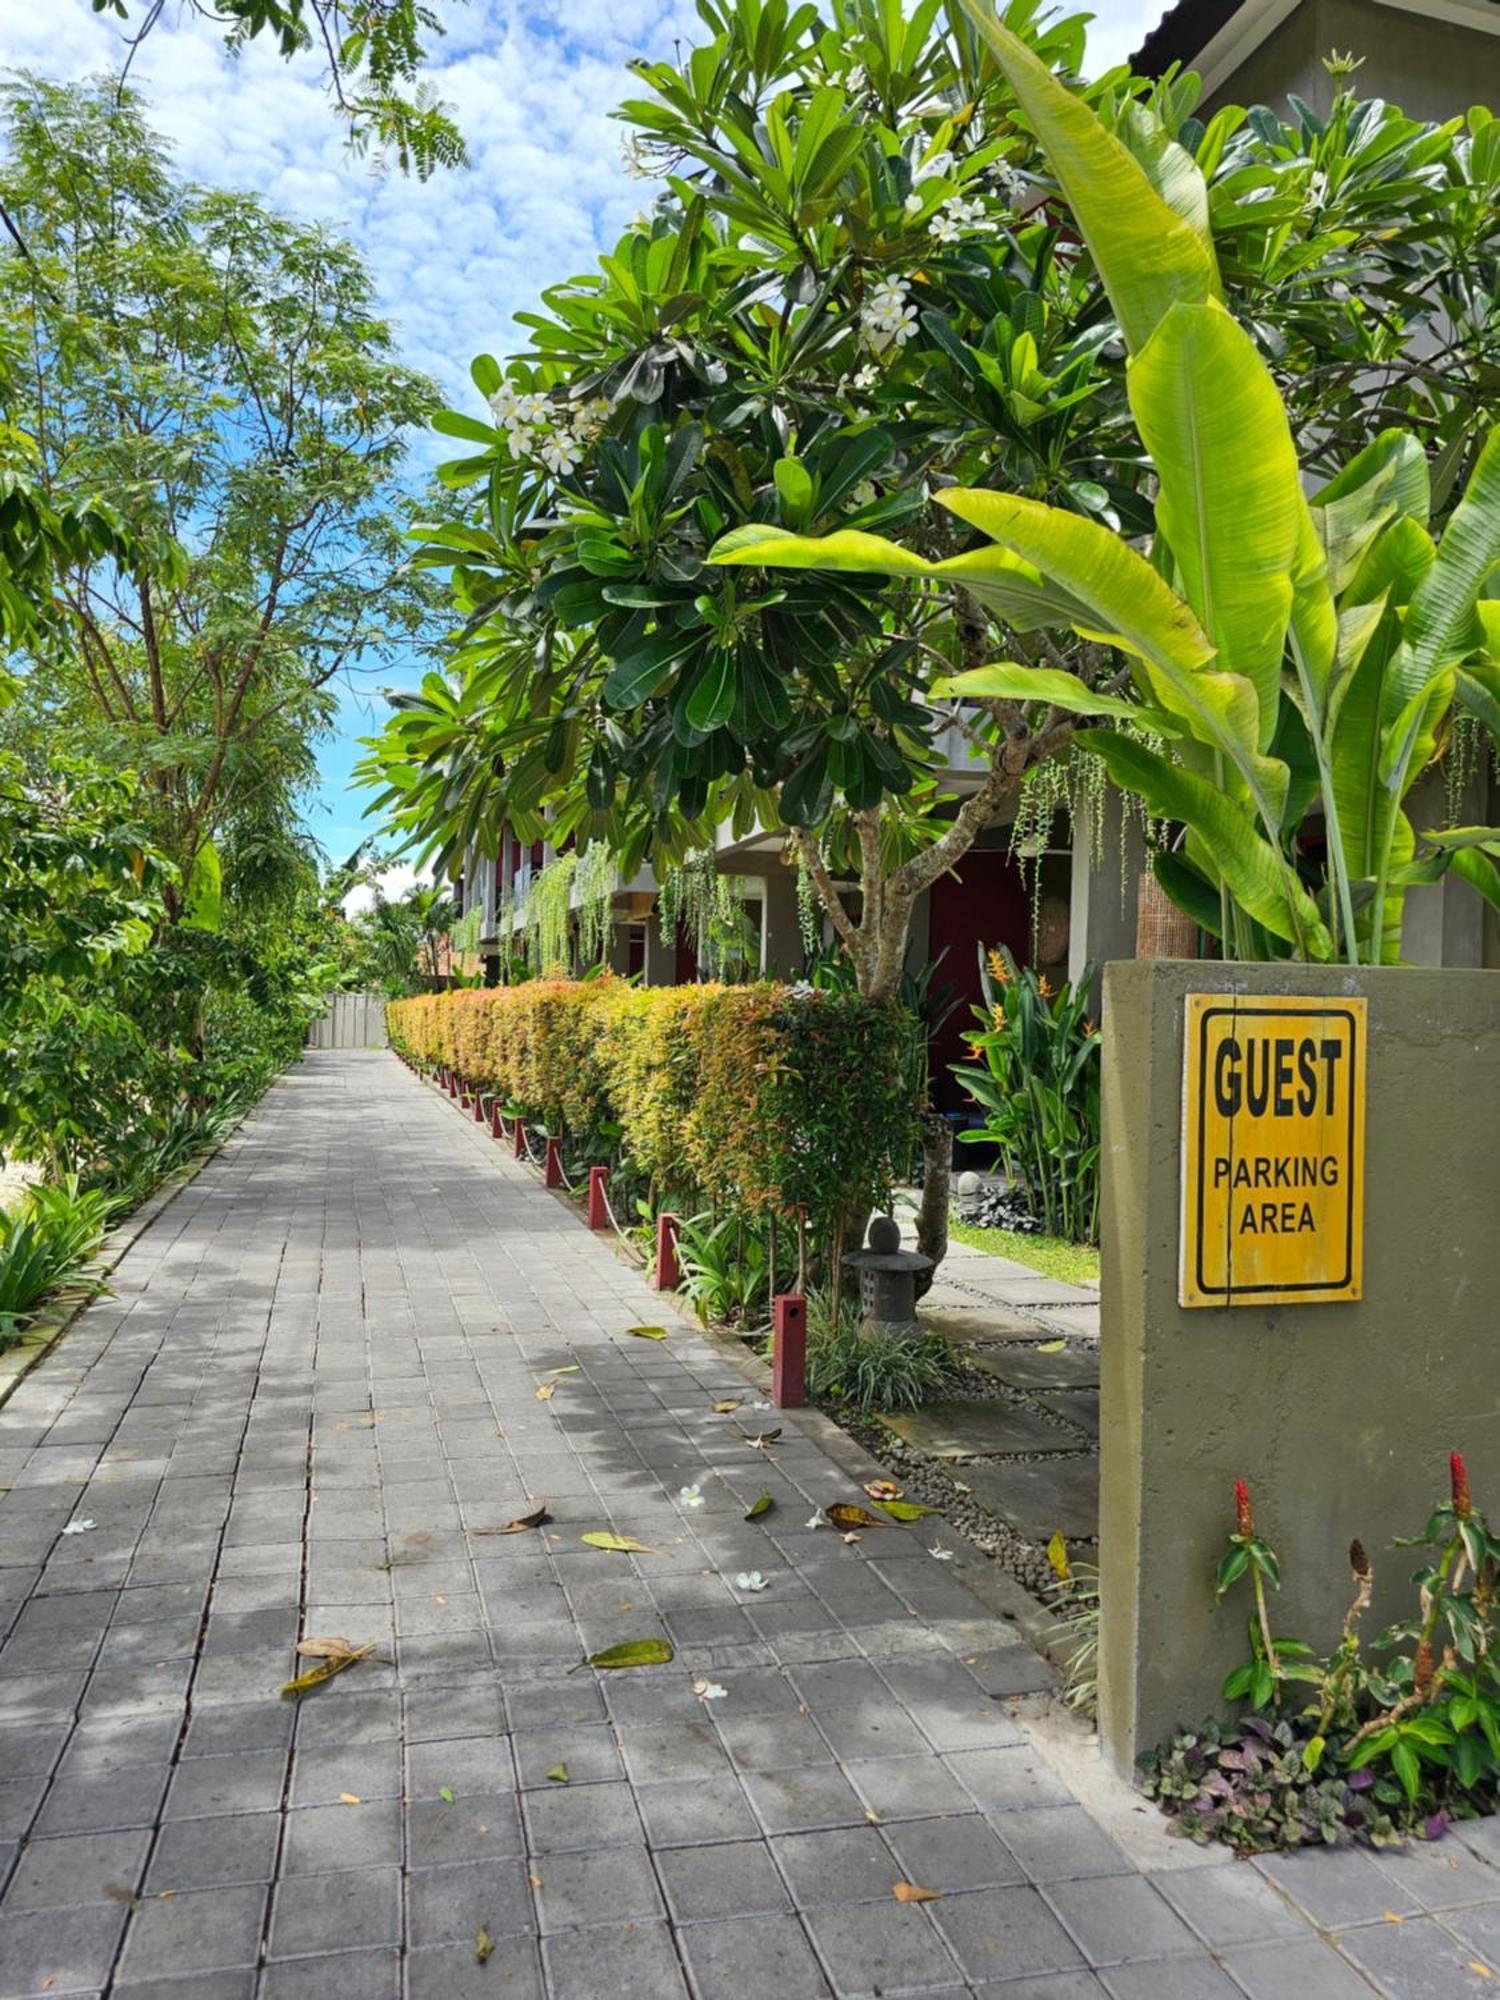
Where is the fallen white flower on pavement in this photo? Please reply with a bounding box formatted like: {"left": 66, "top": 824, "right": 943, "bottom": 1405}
{"left": 693, "top": 1677, "right": 728, "bottom": 1701}
{"left": 805, "top": 1513, "right": 826, "bottom": 1530}
{"left": 929, "top": 1545, "right": 954, "bottom": 1561}
{"left": 677, "top": 1485, "right": 705, "bottom": 1510}
{"left": 61, "top": 1520, "right": 96, "bottom": 1535}
{"left": 733, "top": 1571, "right": 768, "bottom": 1593}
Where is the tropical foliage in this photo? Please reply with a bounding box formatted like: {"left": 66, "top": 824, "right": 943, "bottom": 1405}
{"left": 359, "top": 0, "right": 1500, "bottom": 988}
{"left": 718, "top": 10, "right": 1500, "bottom": 963}
{"left": 952, "top": 943, "right": 1100, "bottom": 1243}
{"left": 1145, "top": 1461, "right": 1500, "bottom": 1850}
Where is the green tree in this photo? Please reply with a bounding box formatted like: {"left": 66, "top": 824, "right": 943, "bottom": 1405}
{"left": 0, "top": 77, "right": 443, "bottom": 919}
{"left": 88, "top": 0, "right": 467, "bottom": 176}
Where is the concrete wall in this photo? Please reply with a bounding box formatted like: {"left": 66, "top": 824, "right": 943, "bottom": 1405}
{"left": 1202, "top": 0, "right": 1498, "bottom": 118}
{"left": 1096, "top": 957, "right": 1500, "bottom": 1776}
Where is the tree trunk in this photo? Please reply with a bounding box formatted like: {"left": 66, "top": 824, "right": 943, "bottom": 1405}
{"left": 913, "top": 1111, "right": 951, "bottom": 1298}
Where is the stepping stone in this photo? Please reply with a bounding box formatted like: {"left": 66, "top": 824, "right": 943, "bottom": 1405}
{"left": 879, "top": 1400, "right": 1065, "bottom": 1459}
{"left": 960, "top": 1454, "right": 1099, "bottom": 1543}
{"left": 968, "top": 1344, "right": 1099, "bottom": 1390}
{"left": 1034, "top": 1391, "right": 1100, "bottom": 1441}
{"left": 921, "top": 1306, "right": 1050, "bottom": 1342}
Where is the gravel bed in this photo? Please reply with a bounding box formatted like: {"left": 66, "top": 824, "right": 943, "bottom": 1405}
{"left": 839, "top": 1406, "right": 1095, "bottom": 1604}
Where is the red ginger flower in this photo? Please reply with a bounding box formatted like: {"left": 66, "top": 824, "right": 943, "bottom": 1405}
{"left": 1235, "top": 1479, "right": 1254, "bottom": 1539}
{"left": 1452, "top": 1452, "right": 1472, "bottom": 1519}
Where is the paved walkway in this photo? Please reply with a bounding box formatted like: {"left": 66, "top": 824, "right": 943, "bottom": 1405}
{"left": 1, "top": 1052, "right": 1496, "bottom": 1998}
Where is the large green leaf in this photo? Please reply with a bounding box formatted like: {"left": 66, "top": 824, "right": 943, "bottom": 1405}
{"left": 1387, "top": 425, "right": 1500, "bottom": 714}
{"left": 1075, "top": 730, "right": 1332, "bottom": 958}
{"left": 181, "top": 840, "right": 222, "bottom": 933}
{"left": 709, "top": 521, "right": 1091, "bottom": 629}
{"left": 932, "top": 489, "right": 1289, "bottom": 829}
{"left": 956, "top": 0, "right": 1220, "bottom": 355}
{"left": 929, "top": 662, "right": 1177, "bottom": 732}
{"left": 1127, "top": 301, "right": 1307, "bottom": 746}
{"left": 1310, "top": 429, "right": 1430, "bottom": 594}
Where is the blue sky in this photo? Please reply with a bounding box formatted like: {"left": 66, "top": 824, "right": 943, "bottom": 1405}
{"left": 1, "top": 0, "right": 1168, "bottom": 882}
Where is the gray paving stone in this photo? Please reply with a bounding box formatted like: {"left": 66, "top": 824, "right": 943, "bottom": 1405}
{"left": 953, "top": 1746, "right": 1077, "bottom": 1814}
{"left": 162, "top": 1751, "right": 286, "bottom": 1819}
{"left": 1221, "top": 1936, "right": 1387, "bottom": 1999}
{"left": 677, "top": 1912, "right": 832, "bottom": 1998}
{"left": 115, "top": 1882, "right": 267, "bottom": 1980}
{"left": 1253, "top": 1844, "right": 1423, "bottom": 1926}
{"left": 532, "top": 1843, "right": 665, "bottom": 1932}
{"left": 541, "top": 1918, "right": 689, "bottom": 1999}
{"left": 1098, "top": 1955, "right": 1242, "bottom": 1999}
{"left": 635, "top": 1774, "right": 759, "bottom": 1847}
{"left": 1336, "top": 1913, "right": 1499, "bottom": 1998}
{"left": 405, "top": 1937, "right": 544, "bottom": 1999}
{"left": 804, "top": 1896, "right": 965, "bottom": 1991}
{"left": 656, "top": 1839, "right": 791, "bottom": 1923}
{"left": 144, "top": 1813, "right": 281, "bottom": 1891}
{"left": 522, "top": 1780, "right": 644, "bottom": 1854}
{"left": 1149, "top": 1861, "right": 1306, "bottom": 1947}
{"left": 880, "top": 1401, "right": 1069, "bottom": 1459}
{"left": 1, "top": 1829, "right": 149, "bottom": 1909}
{"left": 882, "top": 1815, "right": 1026, "bottom": 1893}
{"left": 1043, "top": 1875, "right": 1203, "bottom": 1965}
{"left": 742, "top": 1764, "right": 870, "bottom": 1835}
{"left": 957, "top": 1455, "right": 1100, "bottom": 1543}
{"left": 931, "top": 1884, "right": 1088, "bottom": 1984}
{"left": 268, "top": 1864, "right": 401, "bottom": 1954}
{"left": 114, "top": 1973, "right": 255, "bottom": 2000}
{"left": 406, "top": 1860, "right": 535, "bottom": 1948}
{"left": 259, "top": 1953, "right": 400, "bottom": 2000}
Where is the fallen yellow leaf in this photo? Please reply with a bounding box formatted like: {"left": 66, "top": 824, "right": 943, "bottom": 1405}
{"left": 339, "top": 1792, "right": 361, "bottom": 1805}
{"left": 535, "top": 1382, "right": 557, "bottom": 1401}
{"left": 892, "top": 1880, "right": 941, "bottom": 1903}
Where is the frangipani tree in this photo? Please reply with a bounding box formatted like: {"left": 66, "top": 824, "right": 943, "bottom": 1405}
{"left": 716, "top": 6, "right": 1500, "bottom": 963}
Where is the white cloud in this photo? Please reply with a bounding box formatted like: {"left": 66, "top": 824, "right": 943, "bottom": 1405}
{"left": 1085, "top": 3, "right": 1172, "bottom": 73}
{"left": 343, "top": 860, "right": 431, "bottom": 919}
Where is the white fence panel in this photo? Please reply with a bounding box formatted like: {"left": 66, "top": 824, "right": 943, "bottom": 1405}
{"left": 307, "top": 991, "right": 389, "bottom": 1049}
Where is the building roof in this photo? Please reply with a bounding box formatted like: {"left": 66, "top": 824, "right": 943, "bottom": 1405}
{"left": 1133, "top": 0, "right": 1500, "bottom": 77}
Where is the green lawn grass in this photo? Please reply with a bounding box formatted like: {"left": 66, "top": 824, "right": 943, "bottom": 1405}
{"left": 949, "top": 1221, "right": 1101, "bottom": 1288}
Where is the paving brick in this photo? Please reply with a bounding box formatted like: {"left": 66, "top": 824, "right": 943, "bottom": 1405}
{"left": 0, "top": 1829, "right": 149, "bottom": 1909}
{"left": 541, "top": 1918, "right": 689, "bottom": 1999}
{"left": 115, "top": 1882, "right": 267, "bottom": 1980}
{"left": 803, "top": 1897, "right": 964, "bottom": 1991}
{"left": 406, "top": 1859, "right": 535, "bottom": 1947}
{"left": 931, "top": 1884, "right": 1088, "bottom": 1984}
{"left": 405, "top": 1937, "right": 544, "bottom": 1999}
{"left": 1043, "top": 1876, "right": 1202, "bottom": 1966}
{"left": 145, "top": 1813, "right": 281, "bottom": 1892}
{"left": 259, "top": 1952, "right": 400, "bottom": 2000}
{"left": 656, "top": 1839, "right": 791, "bottom": 1923}
{"left": 677, "top": 1912, "right": 831, "bottom": 1998}
{"left": 268, "top": 1864, "right": 401, "bottom": 1954}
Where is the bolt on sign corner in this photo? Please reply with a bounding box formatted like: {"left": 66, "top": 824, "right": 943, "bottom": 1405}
{"left": 1180, "top": 993, "right": 1367, "bottom": 1309}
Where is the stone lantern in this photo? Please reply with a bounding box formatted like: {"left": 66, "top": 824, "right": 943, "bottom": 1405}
{"left": 843, "top": 1215, "right": 934, "bottom": 1337}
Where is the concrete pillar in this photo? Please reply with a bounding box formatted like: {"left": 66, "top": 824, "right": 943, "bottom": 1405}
{"left": 1069, "top": 792, "right": 1144, "bottom": 1001}
{"left": 642, "top": 917, "right": 676, "bottom": 987}
{"left": 1097, "top": 959, "right": 1500, "bottom": 1777}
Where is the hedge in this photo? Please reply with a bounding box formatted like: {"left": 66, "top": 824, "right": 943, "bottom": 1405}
{"left": 386, "top": 977, "right": 914, "bottom": 1243}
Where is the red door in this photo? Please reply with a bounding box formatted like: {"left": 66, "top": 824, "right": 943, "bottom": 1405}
{"left": 926, "top": 849, "right": 1033, "bottom": 1114}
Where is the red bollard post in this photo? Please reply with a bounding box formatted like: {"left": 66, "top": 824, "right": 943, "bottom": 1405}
{"left": 473, "top": 1090, "right": 486, "bottom": 1124}
{"left": 587, "top": 1166, "right": 609, "bottom": 1230}
{"left": 544, "top": 1137, "right": 564, "bottom": 1189}
{"left": 447, "top": 1071, "right": 459, "bottom": 1100}
{"left": 513, "top": 1117, "right": 527, "bottom": 1161}
{"left": 490, "top": 1099, "right": 504, "bottom": 1141}
{"left": 772, "top": 1293, "right": 807, "bottom": 1409}
{"left": 653, "top": 1212, "right": 680, "bottom": 1292}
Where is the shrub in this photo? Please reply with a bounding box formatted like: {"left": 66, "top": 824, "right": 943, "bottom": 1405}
{"left": 0, "top": 1178, "right": 114, "bottom": 1348}
{"left": 387, "top": 979, "right": 916, "bottom": 1265}
{"left": 802, "top": 1287, "right": 956, "bottom": 1413}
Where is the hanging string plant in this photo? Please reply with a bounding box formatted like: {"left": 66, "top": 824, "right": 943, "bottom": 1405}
{"left": 525, "top": 852, "right": 576, "bottom": 975}
{"left": 574, "top": 843, "right": 618, "bottom": 969}
{"left": 795, "top": 848, "right": 822, "bottom": 959}
{"left": 658, "top": 850, "right": 756, "bottom": 980}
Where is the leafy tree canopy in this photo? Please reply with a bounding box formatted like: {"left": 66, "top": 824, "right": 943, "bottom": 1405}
{"left": 0, "top": 77, "right": 444, "bottom": 917}
{"left": 89, "top": 0, "right": 468, "bottom": 176}
{"left": 359, "top": 0, "right": 1499, "bottom": 996}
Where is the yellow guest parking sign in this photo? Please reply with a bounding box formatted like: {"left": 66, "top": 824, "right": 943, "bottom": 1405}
{"left": 1181, "top": 994, "right": 1366, "bottom": 1308}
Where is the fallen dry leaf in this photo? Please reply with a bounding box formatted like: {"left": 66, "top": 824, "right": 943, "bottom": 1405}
{"left": 475, "top": 1926, "right": 495, "bottom": 1964}
{"left": 892, "top": 1881, "right": 941, "bottom": 1904}
{"left": 279, "top": 1642, "right": 375, "bottom": 1700}
{"left": 864, "top": 1479, "right": 903, "bottom": 1501}
{"left": 546, "top": 1763, "right": 569, "bottom": 1784}
{"left": 625, "top": 1324, "right": 670, "bottom": 1340}
{"left": 826, "top": 1502, "right": 887, "bottom": 1531}
{"left": 102, "top": 1883, "right": 139, "bottom": 1911}
{"left": 711, "top": 1399, "right": 743, "bottom": 1414}
{"left": 580, "top": 1531, "right": 660, "bottom": 1555}
{"left": 1385, "top": 1912, "right": 1404, "bottom": 1925}
{"left": 535, "top": 1382, "right": 558, "bottom": 1401}
{"left": 479, "top": 1504, "right": 551, "bottom": 1536}
{"left": 294, "top": 1635, "right": 354, "bottom": 1660}
{"left": 1470, "top": 1965, "right": 1494, "bottom": 1980}
{"left": 572, "top": 1636, "right": 675, "bottom": 1671}
{"left": 1036, "top": 1339, "right": 1067, "bottom": 1354}
{"left": 740, "top": 1428, "right": 782, "bottom": 1450}
{"left": 339, "top": 1792, "right": 361, "bottom": 1806}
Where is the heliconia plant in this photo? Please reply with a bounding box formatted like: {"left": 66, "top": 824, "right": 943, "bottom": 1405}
{"left": 713, "top": 0, "right": 1500, "bottom": 965}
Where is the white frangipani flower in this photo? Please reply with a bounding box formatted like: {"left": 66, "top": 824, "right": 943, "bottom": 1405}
{"left": 929, "top": 1545, "right": 954, "bottom": 1561}
{"left": 733, "top": 1570, "right": 768, "bottom": 1593}
{"left": 850, "top": 480, "right": 878, "bottom": 509}
{"left": 806, "top": 1511, "right": 826, "bottom": 1530}
{"left": 693, "top": 1677, "right": 728, "bottom": 1700}
{"left": 918, "top": 149, "right": 955, "bottom": 182}
{"left": 853, "top": 364, "right": 879, "bottom": 391}
{"left": 539, "top": 431, "right": 583, "bottom": 476}
{"left": 904, "top": 192, "right": 924, "bottom": 216}
{"left": 860, "top": 275, "right": 918, "bottom": 353}
{"left": 621, "top": 133, "right": 657, "bottom": 180}
{"left": 929, "top": 194, "right": 996, "bottom": 244}
{"left": 678, "top": 1484, "right": 706, "bottom": 1510}
{"left": 62, "top": 1519, "right": 96, "bottom": 1535}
